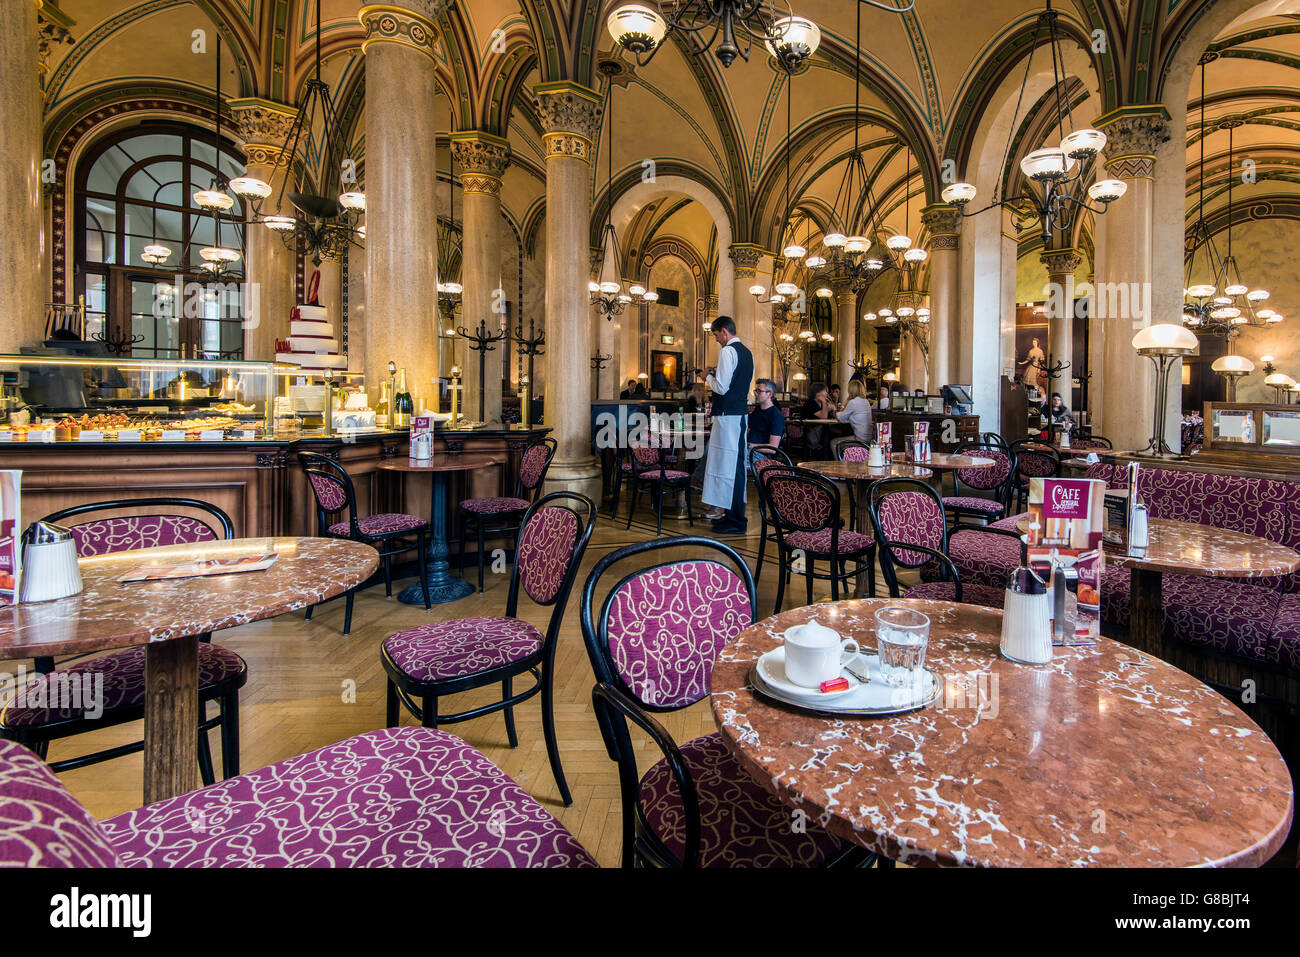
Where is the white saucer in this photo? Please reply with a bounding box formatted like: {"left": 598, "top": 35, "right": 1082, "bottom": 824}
{"left": 756, "top": 646, "right": 861, "bottom": 699}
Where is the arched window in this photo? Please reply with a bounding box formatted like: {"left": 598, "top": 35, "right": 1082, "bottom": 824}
{"left": 75, "top": 122, "right": 247, "bottom": 359}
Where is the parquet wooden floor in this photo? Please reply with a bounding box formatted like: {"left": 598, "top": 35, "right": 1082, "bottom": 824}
{"left": 8, "top": 498, "right": 886, "bottom": 868}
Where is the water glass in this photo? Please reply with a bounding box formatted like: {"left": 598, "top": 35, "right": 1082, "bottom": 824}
{"left": 874, "top": 606, "right": 930, "bottom": 687}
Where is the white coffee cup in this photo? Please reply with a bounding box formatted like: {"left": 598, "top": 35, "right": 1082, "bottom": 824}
{"left": 783, "top": 622, "right": 861, "bottom": 688}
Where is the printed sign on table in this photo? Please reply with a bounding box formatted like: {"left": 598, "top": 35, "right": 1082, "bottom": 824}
{"left": 1026, "top": 477, "right": 1106, "bottom": 644}
{"left": 875, "top": 421, "right": 892, "bottom": 451}
{"left": 0, "top": 470, "right": 21, "bottom": 605}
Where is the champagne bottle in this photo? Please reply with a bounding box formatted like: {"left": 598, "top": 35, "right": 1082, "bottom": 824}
{"left": 376, "top": 382, "right": 391, "bottom": 429}
{"left": 394, "top": 368, "right": 413, "bottom": 428}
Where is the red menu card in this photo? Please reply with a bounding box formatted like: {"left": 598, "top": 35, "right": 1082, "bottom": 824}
{"left": 1026, "top": 477, "right": 1106, "bottom": 644}
{"left": 0, "top": 471, "right": 20, "bottom": 605}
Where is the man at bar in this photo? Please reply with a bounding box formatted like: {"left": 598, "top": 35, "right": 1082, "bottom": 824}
{"left": 702, "top": 316, "right": 753, "bottom": 535}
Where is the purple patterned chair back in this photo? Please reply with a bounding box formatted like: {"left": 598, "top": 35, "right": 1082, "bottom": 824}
{"left": 1011, "top": 442, "right": 1059, "bottom": 484}
{"left": 1071, "top": 438, "right": 1111, "bottom": 451}
{"left": 840, "top": 443, "right": 871, "bottom": 462}
{"left": 308, "top": 471, "right": 349, "bottom": 513}
{"left": 764, "top": 472, "right": 835, "bottom": 532}
{"left": 876, "top": 488, "right": 946, "bottom": 567}
{"left": 41, "top": 497, "right": 233, "bottom": 558}
{"left": 519, "top": 442, "right": 551, "bottom": 491}
{"left": 956, "top": 449, "right": 1011, "bottom": 490}
{"left": 630, "top": 444, "right": 662, "bottom": 467}
{"left": 0, "top": 739, "right": 123, "bottom": 866}
{"left": 515, "top": 505, "right": 580, "bottom": 604}
{"left": 601, "top": 560, "right": 752, "bottom": 709}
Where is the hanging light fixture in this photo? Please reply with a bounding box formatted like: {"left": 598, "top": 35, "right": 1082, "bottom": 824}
{"left": 1182, "top": 54, "right": 1276, "bottom": 340}
{"left": 227, "top": 0, "right": 363, "bottom": 264}
{"left": 940, "top": 1, "right": 1124, "bottom": 242}
{"left": 188, "top": 33, "right": 240, "bottom": 278}
{"left": 590, "top": 61, "right": 656, "bottom": 319}
{"left": 606, "top": 1, "right": 852, "bottom": 70}
{"left": 878, "top": 149, "right": 930, "bottom": 365}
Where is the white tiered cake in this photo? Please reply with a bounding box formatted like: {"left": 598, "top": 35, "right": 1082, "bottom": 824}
{"left": 276, "top": 303, "right": 348, "bottom": 371}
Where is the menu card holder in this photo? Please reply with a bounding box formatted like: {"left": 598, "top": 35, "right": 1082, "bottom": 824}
{"left": 1026, "top": 477, "right": 1106, "bottom": 645}
{"left": 0, "top": 470, "right": 21, "bottom": 605}
{"left": 876, "top": 421, "right": 892, "bottom": 452}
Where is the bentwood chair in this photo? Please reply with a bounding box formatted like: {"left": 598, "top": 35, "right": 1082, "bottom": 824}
{"left": 762, "top": 467, "right": 875, "bottom": 614}
{"left": 1008, "top": 439, "right": 1062, "bottom": 512}
{"left": 458, "top": 437, "right": 556, "bottom": 593}
{"left": 381, "top": 492, "right": 595, "bottom": 806}
{"left": 579, "top": 537, "right": 863, "bottom": 868}
{"left": 0, "top": 498, "right": 247, "bottom": 784}
{"left": 1070, "top": 435, "right": 1113, "bottom": 451}
{"left": 623, "top": 438, "right": 694, "bottom": 536}
{"left": 868, "top": 478, "right": 1010, "bottom": 608}
{"left": 747, "top": 444, "right": 792, "bottom": 583}
{"left": 942, "top": 442, "right": 1016, "bottom": 529}
{"left": 834, "top": 439, "right": 873, "bottom": 531}
{"left": 980, "top": 431, "right": 1009, "bottom": 451}
{"left": 298, "top": 451, "right": 430, "bottom": 633}
{"left": 0, "top": 730, "right": 596, "bottom": 868}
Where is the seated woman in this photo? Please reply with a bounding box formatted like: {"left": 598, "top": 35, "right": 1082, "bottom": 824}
{"left": 835, "top": 379, "right": 874, "bottom": 442}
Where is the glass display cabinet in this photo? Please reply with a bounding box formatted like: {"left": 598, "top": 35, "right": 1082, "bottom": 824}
{"left": 1203, "top": 401, "right": 1300, "bottom": 454}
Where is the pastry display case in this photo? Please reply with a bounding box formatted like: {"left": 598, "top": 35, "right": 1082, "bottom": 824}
{"left": 0, "top": 354, "right": 285, "bottom": 441}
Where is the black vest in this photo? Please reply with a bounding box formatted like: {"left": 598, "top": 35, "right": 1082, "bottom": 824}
{"left": 712, "top": 339, "right": 753, "bottom": 416}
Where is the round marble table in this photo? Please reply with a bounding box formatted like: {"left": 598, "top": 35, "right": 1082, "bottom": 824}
{"left": 378, "top": 453, "right": 502, "bottom": 605}
{"left": 1015, "top": 515, "right": 1300, "bottom": 656}
{"left": 0, "top": 537, "right": 378, "bottom": 804}
{"left": 710, "top": 598, "right": 1294, "bottom": 867}
{"left": 799, "top": 461, "right": 933, "bottom": 597}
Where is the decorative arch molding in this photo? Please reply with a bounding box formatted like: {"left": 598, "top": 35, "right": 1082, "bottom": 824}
{"left": 591, "top": 165, "right": 737, "bottom": 251}
{"left": 1190, "top": 195, "right": 1300, "bottom": 249}
{"left": 1156, "top": 0, "right": 1289, "bottom": 103}
{"left": 521, "top": 196, "right": 546, "bottom": 259}
{"left": 45, "top": 87, "right": 233, "bottom": 303}
{"left": 634, "top": 236, "right": 709, "bottom": 376}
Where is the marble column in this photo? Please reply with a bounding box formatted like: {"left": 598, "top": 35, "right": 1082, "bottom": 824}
{"left": 833, "top": 280, "right": 857, "bottom": 386}
{"left": 1040, "top": 247, "right": 1082, "bottom": 403}
{"left": 1095, "top": 107, "right": 1171, "bottom": 451}
{"left": 1, "top": 0, "right": 43, "bottom": 350}
{"left": 921, "top": 203, "right": 962, "bottom": 388}
{"left": 901, "top": 330, "right": 927, "bottom": 392}
{"left": 451, "top": 132, "right": 510, "bottom": 423}
{"left": 229, "top": 97, "right": 298, "bottom": 361}
{"left": 536, "top": 81, "right": 602, "bottom": 499}
{"left": 729, "top": 243, "right": 763, "bottom": 366}
{"left": 359, "top": 2, "right": 444, "bottom": 401}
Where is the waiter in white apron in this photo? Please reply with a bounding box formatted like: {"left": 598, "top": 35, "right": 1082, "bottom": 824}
{"left": 702, "top": 316, "right": 754, "bottom": 535}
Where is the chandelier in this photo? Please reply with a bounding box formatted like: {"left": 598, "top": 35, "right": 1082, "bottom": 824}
{"left": 1182, "top": 55, "right": 1278, "bottom": 338}
{"left": 940, "top": 1, "right": 1126, "bottom": 242}
{"left": 219, "top": 0, "right": 364, "bottom": 264}
{"left": 590, "top": 60, "right": 658, "bottom": 320}
{"left": 607, "top": 1, "right": 846, "bottom": 70}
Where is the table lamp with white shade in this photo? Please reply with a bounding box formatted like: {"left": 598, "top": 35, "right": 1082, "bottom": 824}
{"left": 1211, "top": 353, "right": 1254, "bottom": 401}
{"left": 1132, "top": 323, "right": 1199, "bottom": 456}
{"left": 1264, "top": 372, "right": 1297, "bottom": 403}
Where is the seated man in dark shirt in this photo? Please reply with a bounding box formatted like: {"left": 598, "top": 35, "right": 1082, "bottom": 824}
{"left": 748, "top": 378, "right": 785, "bottom": 451}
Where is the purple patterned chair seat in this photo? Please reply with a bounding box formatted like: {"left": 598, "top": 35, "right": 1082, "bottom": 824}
{"left": 638, "top": 731, "right": 842, "bottom": 868}
{"left": 459, "top": 496, "right": 530, "bottom": 515}
{"left": 383, "top": 617, "right": 543, "bottom": 683}
{"left": 903, "top": 581, "right": 1005, "bottom": 608}
{"left": 635, "top": 469, "right": 690, "bottom": 481}
{"left": 84, "top": 729, "right": 592, "bottom": 867}
{"left": 1, "top": 644, "right": 246, "bottom": 729}
{"left": 1266, "top": 593, "right": 1300, "bottom": 671}
{"left": 785, "top": 528, "right": 874, "bottom": 555}
{"left": 942, "top": 495, "right": 1005, "bottom": 516}
{"left": 328, "top": 512, "right": 426, "bottom": 537}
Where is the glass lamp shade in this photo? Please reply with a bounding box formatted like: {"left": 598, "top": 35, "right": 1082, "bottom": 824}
{"left": 338, "top": 192, "right": 366, "bottom": 212}
{"left": 903, "top": 247, "right": 928, "bottom": 264}
{"left": 628, "top": 284, "right": 647, "bottom": 297}
{"left": 1209, "top": 307, "right": 1242, "bottom": 320}
{"left": 1212, "top": 355, "right": 1255, "bottom": 373}
{"left": 1268, "top": 314, "right": 1284, "bottom": 324}
{"left": 941, "top": 182, "right": 977, "bottom": 205}
{"left": 821, "top": 333, "right": 834, "bottom": 341}
{"left": 793, "top": 373, "right": 807, "bottom": 381}
{"left": 599, "top": 281, "right": 621, "bottom": 295}
{"left": 805, "top": 255, "right": 827, "bottom": 268}
{"left": 844, "top": 236, "right": 870, "bottom": 254}
{"left": 1132, "top": 323, "right": 1198, "bottom": 356}
{"left": 141, "top": 243, "right": 171, "bottom": 264}
{"left": 1187, "top": 284, "right": 1217, "bottom": 299}
{"left": 799, "top": 330, "right": 815, "bottom": 340}
{"left": 229, "top": 177, "right": 272, "bottom": 199}
{"left": 779, "top": 333, "right": 794, "bottom": 342}
{"left": 1224, "top": 283, "right": 1248, "bottom": 297}
{"left": 885, "top": 315, "right": 899, "bottom": 324}
{"left": 617, "top": 294, "right": 633, "bottom": 305}
{"left": 588, "top": 281, "right": 602, "bottom": 293}
{"left": 199, "top": 246, "right": 240, "bottom": 264}
{"left": 702, "top": 321, "right": 712, "bottom": 331}
{"left": 864, "top": 313, "right": 877, "bottom": 321}
{"left": 1212, "top": 296, "right": 1232, "bottom": 305}
{"left": 1265, "top": 373, "right": 1297, "bottom": 388}
{"left": 917, "top": 307, "right": 931, "bottom": 317}
{"left": 815, "top": 287, "right": 833, "bottom": 298}
{"left": 1247, "top": 289, "right": 1270, "bottom": 302}
{"left": 783, "top": 244, "right": 806, "bottom": 260}
{"left": 1020, "top": 147, "right": 1076, "bottom": 183}
{"left": 766, "top": 16, "right": 821, "bottom": 64}
{"left": 356, "top": 225, "right": 366, "bottom": 240}
{"left": 642, "top": 291, "right": 659, "bottom": 303}
{"left": 443, "top": 282, "right": 463, "bottom": 296}
{"left": 607, "top": 4, "right": 667, "bottom": 52}
{"left": 865, "top": 258, "right": 884, "bottom": 271}
{"left": 885, "top": 235, "right": 911, "bottom": 252}
{"left": 824, "top": 233, "right": 847, "bottom": 248}
{"left": 1183, "top": 314, "right": 1201, "bottom": 326}
{"left": 879, "top": 309, "right": 893, "bottom": 318}
{"left": 1061, "top": 128, "right": 1108, "bottom": 159}
{"left": 770, "top": 294, "right": 786, "bottom": 305}
{"left": 749, "top": 284, "right": 766, "bottom": 297}
{"left": 265, "top": 215, "right": 296, "bottom": 231}
{"left": 1087, "top": 179, "right": 1128, "bottom": 204}
{"left": 775, "top": 282, "right": 800, "bottom": 297}
{"left": 193, "top": 189, "right": 234, "bottom": 211}
{"left": 897, "top": 306, "right": 916, "bottom": 317}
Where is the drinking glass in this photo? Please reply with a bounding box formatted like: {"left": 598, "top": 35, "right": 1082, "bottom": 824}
{"left": 874, "top": 606, "right": 930, "bottom": 687}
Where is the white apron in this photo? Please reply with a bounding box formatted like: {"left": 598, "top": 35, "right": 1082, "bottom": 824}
{"left": 702, "top": 414, "right": 745, "bottom": 510}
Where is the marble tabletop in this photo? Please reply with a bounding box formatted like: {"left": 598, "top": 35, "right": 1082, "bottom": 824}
{"left": 1015, "top": 515, "right": 1300, "bottom": 579}
{"left": 892, "top": 452, "right": 994, "bottom": 471}
{"left": 799, "top": 460, "right": 933, "bottom": 483}
{"left": 0, "top": 537, "right": 379, "bottom": 658}
{"left": 377, "top": 453, "right": 501, "bottom": 473}
{"left": 710, "top": 598, "right": 1294, "bottom": 867}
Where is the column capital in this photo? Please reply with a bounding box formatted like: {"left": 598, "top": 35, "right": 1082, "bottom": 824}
{"left": 534, "top": 82, "right": 602, "bottom": 163}
{"left": 359, "top": 4, "right": 443, "bottom": 59}
{"left": 451, "top": 131, "right": 511, "bottom": 195}
{"left": 1096, "top": 106, "right": 1171, "bottom": 180}
{"left": 1040, "top": 246, "right": 1083, "bottom": 278}
{"left": 228, "top": 97, "right": 299, "bottom": 169}
{"left": 37, "top": 1, "right": 74, "bottom": 77}
{"left": 728, "top": 243, "right": 764, "bottom": 278}
{"left": 921, "top": 202, "right": 962, "bottom": 248}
